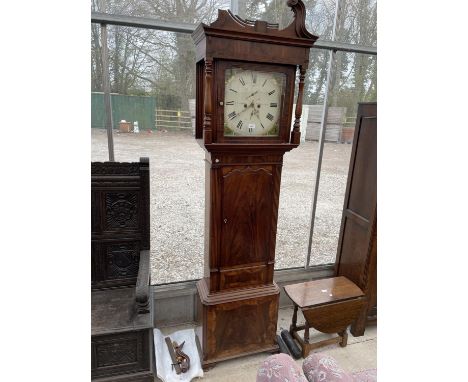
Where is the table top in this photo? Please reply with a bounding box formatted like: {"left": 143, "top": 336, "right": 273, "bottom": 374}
{"left": 284, "top": 276, "right": 364, "bottom": 308}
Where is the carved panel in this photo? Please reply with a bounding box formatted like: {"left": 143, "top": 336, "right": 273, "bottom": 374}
{"left": 105, "top": 192, "right": 139, "bottom": 230}
{"left": 91, "top": 162, "right": 140, "bottom": 176}
{"left": 91, "top": 330, "right": 150, "bottom": 379}
{"left": 107, "top": 242, "right": 140, "bottom": 280}
{"left": 91, "top": 191, "right": 99, "bottom": 233}
{"left": 96, "top": 338, "right": 138, "bottom": 367}
{"left": 91, "top": 242, "right": 99, "bottom": 285}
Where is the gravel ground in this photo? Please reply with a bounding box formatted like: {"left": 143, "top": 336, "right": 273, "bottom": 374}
{"left": 92, "top": 129, "right": 352, "bottom": 284}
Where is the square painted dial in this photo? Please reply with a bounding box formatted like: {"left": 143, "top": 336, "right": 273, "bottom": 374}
{"left": 223, "top": 68, "right": 286, "bottom": 137}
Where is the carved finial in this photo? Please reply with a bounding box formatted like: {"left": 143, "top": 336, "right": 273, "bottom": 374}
{"left": 193, "top": 0, "right": 317, "bottom": 44}
{"left": 286, "top": 0, "right": 315, "bottom": 39}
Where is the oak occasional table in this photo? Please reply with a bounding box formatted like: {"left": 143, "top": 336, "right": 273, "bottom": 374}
{"left": 284, "top": 276, "right": 365, "bottom": 357}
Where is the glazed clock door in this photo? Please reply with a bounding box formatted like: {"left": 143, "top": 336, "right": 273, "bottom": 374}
{"left": 223, "top": 68, "right": 286, "bottom": 137}
{"left": 215, "top": 60, "right": 296, "bottom": 143}
{"left": 219, "top": 166, "right": 273, "bottom": 286}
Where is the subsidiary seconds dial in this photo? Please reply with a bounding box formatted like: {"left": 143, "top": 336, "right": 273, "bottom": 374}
{"left": 223, "top": 68, "right": 285, "bottom": 137}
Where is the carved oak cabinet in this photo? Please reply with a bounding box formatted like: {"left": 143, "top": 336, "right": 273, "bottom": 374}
{"left": 192, "top": 0, "right": 317, "bottom": 367}
{"left": 91, "top": 159, "right": 154, "bottom": 381}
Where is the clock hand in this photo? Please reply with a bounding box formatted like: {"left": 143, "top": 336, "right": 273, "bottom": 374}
{"left": 237, "top": 105, "right": 252, "bottom": 116}
{"left": 230, "top": 100, "right": 255, "bottom": 121}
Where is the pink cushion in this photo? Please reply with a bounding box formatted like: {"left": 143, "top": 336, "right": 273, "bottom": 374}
{"left": 302, "top": 353, "right": 354, "bottom": 382}
{"left": 257, "top": 353, "right": 308, "bottom": 382}
{"left": 351, "top": 369, "right": 377, "bottom": 382}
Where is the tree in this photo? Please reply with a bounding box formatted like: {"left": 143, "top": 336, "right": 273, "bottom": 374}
{"left": 91, "top": 0, "right": 161, "bottom": 94}
{"left": 90, "top": 0, "right": 377, "bottom": 115}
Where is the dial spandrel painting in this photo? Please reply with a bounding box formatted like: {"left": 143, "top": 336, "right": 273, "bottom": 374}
{"left": 224, "top": 68, "right": 286, "bottom": 137}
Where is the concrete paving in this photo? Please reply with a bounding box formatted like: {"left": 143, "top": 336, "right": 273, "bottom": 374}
{"left": 157, "top": 306, "right": 377, "bottom": 381}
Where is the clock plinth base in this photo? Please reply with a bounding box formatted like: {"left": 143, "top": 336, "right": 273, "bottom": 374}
{"left": 196, "top": 278, "right": 280, "bottom": 367}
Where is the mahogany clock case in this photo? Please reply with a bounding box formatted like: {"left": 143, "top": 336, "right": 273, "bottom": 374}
{"left": 215, "top": 60, "right": 296, "bottom": 144}
{"left": 192, "top": 1, "right": 318, "bottom": 367}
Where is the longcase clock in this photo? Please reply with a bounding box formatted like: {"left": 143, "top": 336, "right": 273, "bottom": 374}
{"left": 192, "top": 0, "right": 318, "bottom": 367}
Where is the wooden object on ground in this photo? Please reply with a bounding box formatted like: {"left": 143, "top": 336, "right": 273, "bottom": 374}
{"left": 91, "top": 158, "right": 154, "bottom": 382}
{"left": 335, "top": 102, "right": 377, "bottom": 336}
{"left": 284, "top": 276, "right": 365, "bottom": 357}
{"left": 192, "top": 0, "right": 318, "bottom": 368}
{"left": 119, "top": 121, "right": 132, "bottom": 133}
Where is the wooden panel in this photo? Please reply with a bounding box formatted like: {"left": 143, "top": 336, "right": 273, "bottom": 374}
{"left": 335, "top": 102, "right": 377, "bottom": 335}
{"left": 204, "top": 294, "right": 278, "bottom": 361}
{"left": 284, "top": 276, "right": 364, "bottom": 308}
{"left": 336, "top": 103, "right": 377, "bottom": 289}
{"left": 220, "top": 166, "right": 273, "bottom": 267}
{"left": 366, "top": 222, "right": 377, "bottom": 315}
{"left": 92, "top": 330, "right": 150, "bottom": 380}
{"left": 301, "top": 298, "right": 366, "bottom": 333}
{"left": 91, "top": 241, "right": 98, "bottom": 286}
{"left": 346, "top": 117, "right": 377, "bottom": 219}
{"left": 92, "top": 240, "right": 141, "bottom": 289}
{"left": 103, "top": 191, "right": 140, "bottom": 231}
{"left": 336, "top": 219, "right": 370, "bottom": 288}
{"left": 219, "top": 265, "right": 267, "bottom": 290}
{"left": 105, "top": 241, "right": 141, "bottom": 281}
{"left": 91, "top": 190, "right": 100, "bottom": 234}
{"left": 91, "top": 160, "right": 149, "bottom": 289}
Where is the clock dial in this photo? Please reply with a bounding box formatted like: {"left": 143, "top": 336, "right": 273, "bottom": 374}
{"left": 224, "top": 68, "right": 286, "bottom": 137}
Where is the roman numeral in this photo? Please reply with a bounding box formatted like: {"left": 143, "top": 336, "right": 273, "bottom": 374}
{"left": 268, "top": 89, "right": 276, "bottom": 96}
{"left": 270, "top": 103, "right": 278, "bottom": 107}
{"left": 262, "top": 79, "right": 268, "bottom": 87}
{"left": 249, "top": 127, "right": 253, "bottom": 133}
{"left": 229, "top": 88, "right": 238, "bottom": 93}
{"left": 237, "top": 120, "right": 243, "bottom": 129}
{"left": 228, "top": 111, "right": 237, "bottom": 120}
{"left": 239, "top": 77, "right": 245, "bottom": 86}
{"left": 261, "top": 122, "right": 265, "bottom": 129}
{"left": 252, "top": 73, "right": 257, "bottom": 83}
{"left": 226, "top": 101, "right": 234, "bottom": 105}
{"left": 266, "top": 113, "right": 274, "bottom": 121}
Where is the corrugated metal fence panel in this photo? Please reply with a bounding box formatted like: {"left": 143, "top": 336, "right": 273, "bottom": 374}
{"left": 91, "top": 93, "right": 106, "bottom": 128}
{"left": 305, "top": 106, "right": 347, "bottom": 142}
{"left": 91, "top": 93, "right": 157, "bottom": 130}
